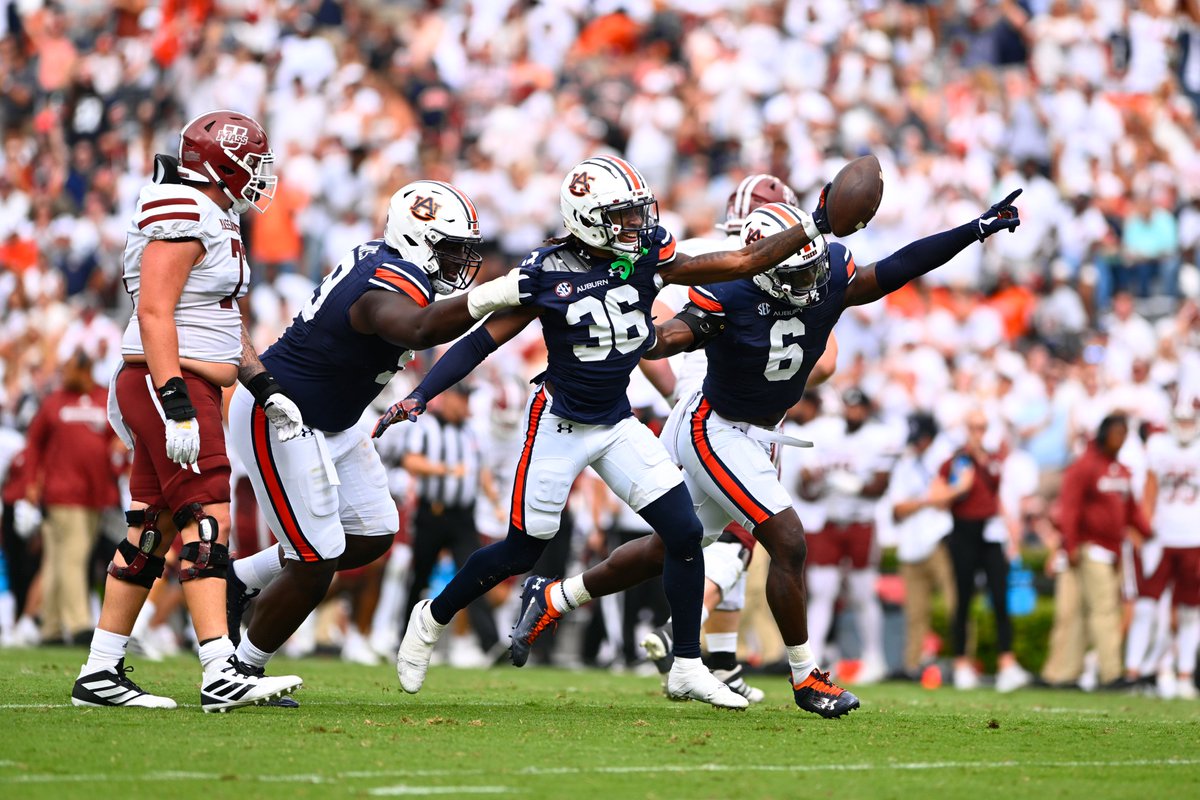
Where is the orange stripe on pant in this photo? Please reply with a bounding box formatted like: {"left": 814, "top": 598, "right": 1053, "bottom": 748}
{"left": 251, "top": 405, "right": 321, "bottom": 562}
{"left": 509, "top": 388, "right": 548, "bottom": 532}
{"left": 690, "top": 399, "right": 772, "bottom": 526}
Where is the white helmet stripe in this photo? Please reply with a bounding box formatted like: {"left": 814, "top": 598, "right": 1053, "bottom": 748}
{"left": 734, "top": 174, "right": 769, "bottom": 217}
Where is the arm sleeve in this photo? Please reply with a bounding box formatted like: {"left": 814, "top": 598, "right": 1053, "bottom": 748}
{"left": 1058, "top": 462, "right": 1086, "bottom": 554}
{"left": 874, "top": 223, "right": 980, "bottom": 294}
{"left": 411, "top": 327, "right": 499, "bottom": 403}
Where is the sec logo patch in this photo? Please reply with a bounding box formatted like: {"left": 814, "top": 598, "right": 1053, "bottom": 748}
{"left": 555, "top": 281, "right": 573, "bottom": 298}
{"left": 757, "top": 302, "right": 771, "bottom": 316}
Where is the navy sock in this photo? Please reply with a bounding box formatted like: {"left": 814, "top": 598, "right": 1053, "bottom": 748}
{"left": 429, "top": 525, "right": 548, "bottom": 625}
{"left": 638, "top": 484, "right": 704, "bottom": 659}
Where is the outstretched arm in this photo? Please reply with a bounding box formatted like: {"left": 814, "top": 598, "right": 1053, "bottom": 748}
{"left": 372, "top": 306, "right": 540, "bottom": 438}
{"left": 658, "top": 213, "right": 822, "bottom": 286}
{"left": 351, "top": 269, "right": 530, "bottom": 350}
{"left": 844, "top": 189, "right": 1022, "bottom": 307}
{"left": 643, "top": 306, "right": 726, "bottom": 360}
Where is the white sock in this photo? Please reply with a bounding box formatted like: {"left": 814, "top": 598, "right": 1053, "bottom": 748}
{"left": 198, "top": 636, "right": 236, "bottom": 670}
{"left": 236, "top": 636, "right": 274, "bottom": 670}
{"left": 705, "top": 632, "right": 738, "bottom": 654}
{"left": 806, "top": 566, "right": 840, "bottom": 665}
{"left": 787, "top": 642, "right": 818, "bottom": 683}
{"left": 84, "top": 628, "right": 129, "bottom": 672}
{"left": 1177, "top": 606, "right": 1200, "bottom": 677}
{"left": 234, "top": 545, "right": 286, "bottom": 593}
{"left": 1125, "top": 598, "right": 1157, "bottom": 675}
{"left": 848, "top": 569, "right": 885, "bottom": 664}
{"left": 700, "top": 605, "right": 710, "bottom": 627}
{"left": 419, "top": 600, "right": 446, "bottom": 641}
{"left": 673, "top": 655, "right": 704, "bottom": 671}
{"left": 549, "top": 575, "right": 591, "bottom": 614}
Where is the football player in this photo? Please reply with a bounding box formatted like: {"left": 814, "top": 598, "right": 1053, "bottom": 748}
{"left": 640, "top": 175, "right": 839, "bottom": 704}
{"left": 220, "top": 180, "right": 529, "bottom": 692}
{"left": 74, "top": 111, "right": 306, "bottom": 711}
{"left": 800, "top": 387, "right": 897, "bottom": 685}
{"left": 381, "top": 155, "right": 833, "bottom": 709}
{"left": 511, "top": 190, "right": 1022, "bottom": 718}
{"left": 1127, "top": 398, "right": 1200, "bottom": 698}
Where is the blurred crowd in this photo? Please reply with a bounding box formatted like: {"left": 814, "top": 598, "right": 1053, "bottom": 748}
{"left": 1, "top": 0, "right": 1199, "bottom": 694}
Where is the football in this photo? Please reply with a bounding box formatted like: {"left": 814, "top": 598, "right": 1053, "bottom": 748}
{"left": 825, "top": 154, "right": 884, "bottom": 237}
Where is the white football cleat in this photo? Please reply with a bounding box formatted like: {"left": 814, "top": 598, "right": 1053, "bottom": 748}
{"left": 72, "top": 659, "right": 177, "bottom": 708}
{"left": 953, "top": 663, "right": 980, "bottom": 691}
{"left": 1177, "top": 676, "right": 1198, "bottom": 700}
{"left": 397, "top": 599, "right": 445, "bottom": 693}
{"left": 200, "top": 656, "right": 302, "bottom": 713}
{"left": 995, "top": 663, "right": 1032, "bottom": 693}
{"left": 667, "top": 657, "right": 749, "bottom": 709}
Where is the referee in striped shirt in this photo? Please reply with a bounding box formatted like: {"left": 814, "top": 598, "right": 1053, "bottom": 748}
{"left": 401, "top": 384, "right": 502, "bottom": 656}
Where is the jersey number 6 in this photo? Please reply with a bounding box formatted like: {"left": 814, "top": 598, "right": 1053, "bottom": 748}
{"left": 764, "top": 317, "right": 806, "bottom": 382}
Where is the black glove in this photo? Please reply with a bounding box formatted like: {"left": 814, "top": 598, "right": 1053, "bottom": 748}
{"left": 975, "top": 188, "right": 1022, "bottom": 241}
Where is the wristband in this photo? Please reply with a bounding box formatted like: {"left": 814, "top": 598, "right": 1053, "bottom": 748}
{"left": 247, "top": 371, "right": 284, "bottom": 406}
{"left": 156, "top": 377, "right": 197, "bottom": 422}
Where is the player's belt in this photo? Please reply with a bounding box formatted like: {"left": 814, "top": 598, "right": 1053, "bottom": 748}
{"left": 743, "top": 426, "right": 813, "bottom": 449}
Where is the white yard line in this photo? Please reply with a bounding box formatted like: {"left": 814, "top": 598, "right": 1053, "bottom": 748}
{"left": 1, "top": 759, "right": 1198, "bottom": 785}
{"left": 368, "top": 788, "right": 511, "bottom": 796}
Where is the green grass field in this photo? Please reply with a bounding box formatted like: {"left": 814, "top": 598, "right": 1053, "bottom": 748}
{"left": 1, "top": 648, "right": 1198, "bottom": 799}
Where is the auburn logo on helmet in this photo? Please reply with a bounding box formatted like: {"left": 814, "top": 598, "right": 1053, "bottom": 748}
{"left": 410, "top": 195, "right": 440, "bottom": 221}
{"left": 216, "top": 124, "right": 249, "bottom": 150}
{"left": 745, "top": 227, "right": 764, "bottom": 244}
{"left": 568, "top": 171, "right": 592, "bottom": 197}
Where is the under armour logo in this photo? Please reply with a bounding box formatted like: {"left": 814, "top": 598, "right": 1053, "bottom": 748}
{"left": 814, "top": 696, "right": 836, "bottom": 711}
{"left": 568, "top": 171, "right": 592, "bottom": 197}
{"left": 557, "top": 422, "right": 574, "bottom": 434}
{"left": 410, "top": 195, "right": 440, "bottom": 221}
{"left": 216, "top": 124, "right": 249, "bottom": 150}
{"left": 298, "top": 427, "right": 315, "bottom": 438}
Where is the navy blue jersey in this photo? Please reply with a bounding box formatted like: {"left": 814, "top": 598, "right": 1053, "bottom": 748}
{"left": 263, "top": 239, "right": 433, "bottom": 432}
{"left": 691, "top": 241, "right": 855, "bottom": 422}
{"left": 522, "top": 226, "right": 678, "bottom": 425}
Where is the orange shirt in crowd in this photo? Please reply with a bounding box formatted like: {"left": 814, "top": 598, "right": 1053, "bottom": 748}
{"left": 0, "top": 235, "right": 38, "bottom": 274}
{"left": 250, "top": 180, "right": 306, "bottom": 266}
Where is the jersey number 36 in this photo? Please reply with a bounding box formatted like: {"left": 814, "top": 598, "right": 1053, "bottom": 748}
{"left": 567, "top": 284, "right": 650, "bottom": 362}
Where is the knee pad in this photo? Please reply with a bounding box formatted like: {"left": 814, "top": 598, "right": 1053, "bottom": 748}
{"left": 175, "top": 502, "right": 229, "bottom": 582}
{"left": 107, "top": 507, "right": 167, "bottom": 589}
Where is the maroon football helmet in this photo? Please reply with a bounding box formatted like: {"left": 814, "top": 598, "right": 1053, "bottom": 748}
{"left": 718, "top": 174, "right": 799, "bottom": 233}
{"left": 177, "top": 110, "right": 276, "bottom": 214}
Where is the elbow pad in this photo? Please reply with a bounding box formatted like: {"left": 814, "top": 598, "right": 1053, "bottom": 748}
{"left": 676, "top": 310, "right": 725, "bottom": 352}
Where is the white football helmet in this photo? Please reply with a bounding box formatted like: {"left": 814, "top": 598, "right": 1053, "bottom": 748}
{"left": 560, "top": 155, "right": 657, "bottom": 254}
{"left": 743, "top": 203, "right": 829, "bottom": 308}
{"left": 718, "top": 174, "right": 799, "bottom": 234}
{"left": 384, "top": 180, "right": 483, "bottom": 295}
{"left": 1170, "top": 396, "right": 1199, "bottom": 445}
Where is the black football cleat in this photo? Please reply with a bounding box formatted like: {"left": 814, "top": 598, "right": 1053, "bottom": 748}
{"left": 509, "top": 576, "right": 561, "bottom": 667}
{"left": 793, "top": 669, "right": 860, "bottom": 719}
{"left": 71, "top": 658, "right": 177, "bottom": 708}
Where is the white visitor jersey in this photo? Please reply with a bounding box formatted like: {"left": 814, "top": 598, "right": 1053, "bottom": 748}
{"left": 806, "top": 416, "right": 899, "bottom": 525}
{"left": 1145, "top": 432, "right": 1200, "bottom": 547}
{"left": 120, "top": 182, "right": 249, "bottom": 365}
{"left": 658, "top": 233, "right": 740, "bottom": 400}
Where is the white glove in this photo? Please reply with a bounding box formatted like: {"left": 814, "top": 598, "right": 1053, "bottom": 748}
{"left": 263, "top": 392, "right": 305, "bottom": 442}
{"left": 466, "top": 268, "right": 532, "bottom": 320}
{"left": 13, "top": 499, "right": 42, "bottom": 540}
{"left": 796, "top": 208, "right": 822, "bottom": 242}
{"left": 164, "top": 417, "right": 201, "bottom": 466}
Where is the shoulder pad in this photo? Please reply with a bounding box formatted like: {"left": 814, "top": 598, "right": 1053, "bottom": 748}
{"left": 134, "top": 183, "right": 212, "bottom": 240}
